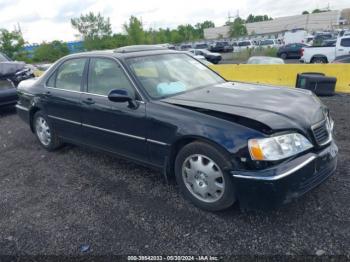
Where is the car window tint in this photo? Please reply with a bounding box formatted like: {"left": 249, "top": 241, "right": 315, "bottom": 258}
{"left": 88, "top": 58, "right": 135, "bottom": 97}
{"left": 128, "top": 54, "right": 224, "bottom": 98}
{"left": 47, "top": 72, "right": 56, "bottom": 87}
{"left": 340, "top": 38, "right": 350, "bottom": 47}
{"left": 55, "top": 58, "right": 86, "bottom": 91}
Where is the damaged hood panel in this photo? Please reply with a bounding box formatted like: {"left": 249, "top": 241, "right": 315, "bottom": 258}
{"left": 0, "top": 62, "right": 26, "bottom": 77}
{"left": 162, "top": 82, "right": 326, "bottom": 133}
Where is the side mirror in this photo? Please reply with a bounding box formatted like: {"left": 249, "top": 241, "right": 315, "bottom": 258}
{"left": 108, "top": 89, "right": 138, "bottom": 109}
{"left": 108, "top": 89, "right": 133, "bottom": 103}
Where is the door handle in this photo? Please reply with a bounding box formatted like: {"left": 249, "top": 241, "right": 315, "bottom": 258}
{"left": 82, "top": 98, "right": 95, "bottom": 105}
{"left": 45, "top": 91, "right": 51, "bottom": 96}
{"left": 338, "top": 49, "right": 344, "bottom": 51}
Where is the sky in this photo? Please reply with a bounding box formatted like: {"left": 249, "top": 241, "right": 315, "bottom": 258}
{"left": 0, "top": 0, "right": 349, "bottom": 44}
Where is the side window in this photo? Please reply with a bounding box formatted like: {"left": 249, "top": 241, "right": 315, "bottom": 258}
{"left": 340, "top": 38, "right": 350, "bottom": 47}
{"left": 47, "top": 71, "right": 56, "bottom": 87}
{"left": 55, "top": 58, "right": 86, "bottom": 91}
{"left": 88, "top": 58, "right": 135, "bottom": 97}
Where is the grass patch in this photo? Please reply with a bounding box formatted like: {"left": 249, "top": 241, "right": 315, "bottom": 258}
{"left": 232, "top": 47, "right": 278, "bottom": 62}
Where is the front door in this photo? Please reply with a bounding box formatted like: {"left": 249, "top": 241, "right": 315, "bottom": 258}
{"left": 337, "top": 38, "right": 350, "bottom": 57}
{"left": 81, "top": 57, "right": 148, "bottom": 163}
{"left": 44, "top": 58, "right": 87, "bottom": 142}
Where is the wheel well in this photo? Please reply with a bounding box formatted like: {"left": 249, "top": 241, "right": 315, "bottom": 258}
{"left": 167, "top": 138, "right": 195, "bottom": 177}
{"left": 29, "top": 107, "right": 41, "bottom": 132}
{"left": 311, "top": 55, "right": 328, "bottom": 63}
{"left": 167, "top": 137, "right": 231, "bottom": 178}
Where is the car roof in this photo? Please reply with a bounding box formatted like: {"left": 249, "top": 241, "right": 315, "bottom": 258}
{"left": 114, "top": 45, "right": 167, "bottom": 53}
{"left": 60, "top": 45, "right": 181, "bottom": 60}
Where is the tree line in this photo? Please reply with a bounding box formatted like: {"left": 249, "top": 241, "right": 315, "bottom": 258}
{"left": 302, "top": 9, "right": 330, "bottom": 15}
{"left": 0, "top": 12, "right": 273, "bottom": 63}
{"left": 71, "top": 13, "right": 216, "bottom": 51}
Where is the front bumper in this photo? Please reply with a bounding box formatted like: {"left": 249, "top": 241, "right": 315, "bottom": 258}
{"left": 207, "top": 56, "right": 222, "bottom": 63}
{"left": 231, "top": 141, "right": 338, "bottom": 210}
{"left": 0, "top": 88, "right": 18, "bottom": 107}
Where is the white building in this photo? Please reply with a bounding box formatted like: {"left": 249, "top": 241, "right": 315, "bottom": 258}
{"left": 204, "top": 10, "right": 345, "bottom": 40}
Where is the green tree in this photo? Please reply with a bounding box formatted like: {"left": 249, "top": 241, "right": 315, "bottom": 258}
{"left": 177, "top": 24, "right": 197, "bottom": 41}
{"left": 13, "top": 50, "right": 33, "bottom": 63}
{"left": 302, "top": 10, "right": 310, "bottom": 15}
{"left": 123, "top": 16, "right": 146, "bottom": 45}
{"left": 170, "top": 29, "right": 182, "bottom": 43}
{"left": 195, "top": 20, "right": 215, "bottom": 38}
{"left": 112, "top": 33, "right": 129, "bottom": 47}
{"left": 0, "top": 29, "right": 25, "bottom": 59}
{"left": 71, "top": 12, "right": 112, "bottom": 39}
{"left": 246, "top": 14, "right": 273, "bottom": 23}
{"left": 228, "top": 17, "right": 247, "bottom": 37}
{"left": 83, "top": 37, "right": 111, "bottom": 51}
{"left": 312, "top": 9, "right": 326, "bottom": 14}
{"left": 33, "top": 41, "right": 69, "bottom": 62}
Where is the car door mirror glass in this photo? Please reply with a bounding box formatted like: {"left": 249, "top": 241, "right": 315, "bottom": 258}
{"left": 108, "top": 89, "right": 133, "bottom": 103}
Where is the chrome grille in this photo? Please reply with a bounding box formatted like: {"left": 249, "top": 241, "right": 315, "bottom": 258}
{"left": 311, "top": 118, "right": 332, "bottom": 146}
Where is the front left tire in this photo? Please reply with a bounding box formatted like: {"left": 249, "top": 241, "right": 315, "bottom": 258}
{"left": 174, "top": 141, "right": 236, "bottom": 211}
{"left": 33, "top": 111, "right": 62, "bottom": 151}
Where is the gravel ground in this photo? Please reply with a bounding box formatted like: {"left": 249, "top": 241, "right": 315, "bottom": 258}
{"left": 0, "top": 94, "right": 349, "bottom": 258}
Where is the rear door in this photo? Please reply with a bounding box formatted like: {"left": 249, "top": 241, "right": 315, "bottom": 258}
{"left": 81, "top": 57, "right": 148, "bottom": 162}
{"left": 44, "top": 58, "right": 87, "bottom": 142}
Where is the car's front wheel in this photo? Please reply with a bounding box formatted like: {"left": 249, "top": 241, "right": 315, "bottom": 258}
{"left": 33, "top": 111, "right": 62, "bottom": 151}
{"left": 175, "top": 142, "right": 236, "bottom": 211}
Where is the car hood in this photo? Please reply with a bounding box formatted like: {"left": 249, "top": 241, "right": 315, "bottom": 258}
{"left": 162, "top": 82, "right": 326, "bottom": 134}
{"left": 0, "top": 61, "right": 26, "bottom": 76}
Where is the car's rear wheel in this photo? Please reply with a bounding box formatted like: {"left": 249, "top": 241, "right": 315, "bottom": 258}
{"left": 311, "top": 57, "right": 327, "bottom": 64}
{"left": 280, "top": 53, "right": 288, "bottom": 60}
{"left": 175, "top": 142, "right": 236, "bottom": 211}
{"left": 33, "top": 111, "right": 62, "bottom": 151}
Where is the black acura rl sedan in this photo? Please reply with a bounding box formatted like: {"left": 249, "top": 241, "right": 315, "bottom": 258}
{"left": 16, "top": 45, "right": 338, "bottom": 211}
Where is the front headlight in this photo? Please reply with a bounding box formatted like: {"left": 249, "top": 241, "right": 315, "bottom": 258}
{"left": 248, "top": 133, "right": 313, "bottom": 161}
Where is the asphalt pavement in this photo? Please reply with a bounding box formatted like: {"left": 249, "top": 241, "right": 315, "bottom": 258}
{"left": 0, "top": 95, "right": 349, "bottom": 258}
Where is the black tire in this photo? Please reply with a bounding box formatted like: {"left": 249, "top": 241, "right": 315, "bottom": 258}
{"left": 174, "top": 141, "right": 236, "bottom": 211}
{"left": 311, "top": 57, "right": 327, "bottom": 64}
{"left": 280, "top": 53, "right": 288, "bottom": 60}
{"left": 33, "top": 111, "right": 62, "bottom": 151}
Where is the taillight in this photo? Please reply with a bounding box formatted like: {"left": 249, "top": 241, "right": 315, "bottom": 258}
{"left": 300, "top": 48, "right": 304, "bottom": 56}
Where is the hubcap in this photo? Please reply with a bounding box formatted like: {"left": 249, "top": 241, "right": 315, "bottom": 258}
{"left": 35, "top": 117, "right": 51, "bottom": 146}
{"left": 182, "top": 154, "right": 225, "bottom": 203}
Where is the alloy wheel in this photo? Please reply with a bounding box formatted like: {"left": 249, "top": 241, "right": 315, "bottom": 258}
{"left": 35, "top": 117, "right": 52, "bottom": 146}
{"left": 182, "top": 154, "right": 225, "bottom": 203}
